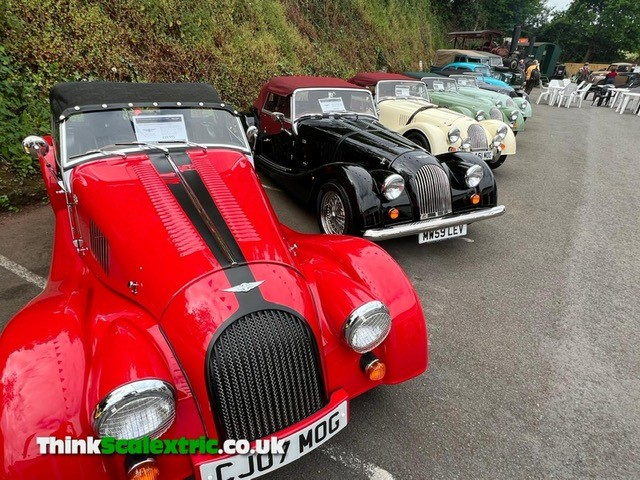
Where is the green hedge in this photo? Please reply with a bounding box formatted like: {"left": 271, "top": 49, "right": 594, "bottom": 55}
{"left": 0, "top": 0, "right": 445, "bottom": 176}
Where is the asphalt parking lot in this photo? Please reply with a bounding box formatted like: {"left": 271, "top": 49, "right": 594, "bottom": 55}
{"left": 1, "top": 91, "right": 639, "bottom": 479}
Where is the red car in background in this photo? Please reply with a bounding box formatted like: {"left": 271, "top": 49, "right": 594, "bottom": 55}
{"left": 0, "top": 82, "right": 428, "bottom": 479}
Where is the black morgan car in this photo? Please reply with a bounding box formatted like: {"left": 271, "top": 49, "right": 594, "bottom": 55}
{"left": 249, "top": 76, "right": 505, "bottom": 243}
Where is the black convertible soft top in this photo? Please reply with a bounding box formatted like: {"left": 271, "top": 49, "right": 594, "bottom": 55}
{"left": 50, "top": 81, "right": 223, "bottom": 120}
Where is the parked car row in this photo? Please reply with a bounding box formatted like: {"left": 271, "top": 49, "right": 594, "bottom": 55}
{"left": 0, "top": 70, "right": 533, "bottom": 478}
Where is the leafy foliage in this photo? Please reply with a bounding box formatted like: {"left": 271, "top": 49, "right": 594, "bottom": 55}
{"left": 0, "top": 0, "right": 445, "bottom": 195}
{"left": 435, "top": 0, "right": 547, "bottom": 33}
{"left": 0, "top": 45, "right": 48, "bottom": 177}
{"left": 539, "top": 0, "right": 640, "bottom": 62}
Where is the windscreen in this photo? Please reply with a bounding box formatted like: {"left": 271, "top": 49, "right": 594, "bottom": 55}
{"left": 62, "top": 107, "right": 249, "bottom": 167}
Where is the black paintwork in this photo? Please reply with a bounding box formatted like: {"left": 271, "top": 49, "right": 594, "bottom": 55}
{"left": 252, "top": 111, "right": 497, "bottom": 234}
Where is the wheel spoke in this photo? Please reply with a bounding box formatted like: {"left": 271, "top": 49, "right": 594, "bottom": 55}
{"left": 320, "top": 190, "right": 346, "bottom": 234}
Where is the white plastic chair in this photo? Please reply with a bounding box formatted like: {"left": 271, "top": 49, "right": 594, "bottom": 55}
{"left": 555, "top": 83, "right": 578, "bottom": 107}
{"left": 562, "top": 79, "right": 571, "bottom": 86}
{"left": 537, "top": 79, "right": 563, "bottom": 105}
{"left": 563, "top": 83, "right": 592, "bottom": 108}
{"left": 609, "top": 88, "right": 630, "bottom": 109}
{"left": 536, "top": 81, "right": 551, "bottom": 105}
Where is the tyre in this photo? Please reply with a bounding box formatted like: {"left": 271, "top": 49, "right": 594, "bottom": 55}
{"left": 405, "top": 132, "right": 431, "bottom": 152}
{"left": 487, "top": 154, "right": 507, "bottom": 170}
{"left": 317, "top": 182, "right": 355, "bottom": 235}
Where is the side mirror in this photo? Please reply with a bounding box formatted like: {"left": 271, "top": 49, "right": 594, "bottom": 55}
{"left": 246, "top": 125, "right": 258, "bottom": 151}
{"left": 22, "top": 136, "right": 49, "bottom": 159}
{"left": 271, "top": 112, "right": 285, "bottom": 123}
{"left": 270, "top": 112, "right": 292, "bottom": 136}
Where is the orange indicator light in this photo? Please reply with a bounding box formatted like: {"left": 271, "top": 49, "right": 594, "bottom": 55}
{"left": 128, "top": 461, "right": 160, "bottom": 480}
{"left": 365, "top": 359, "right": 387, "bottom": 381}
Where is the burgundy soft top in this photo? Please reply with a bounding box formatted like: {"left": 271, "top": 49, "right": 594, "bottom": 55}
{"left": 254, "top": 76, "right": 365, "bottom": 110}
{"left": 347, "top": 72, "right": 415, "bottom": 87}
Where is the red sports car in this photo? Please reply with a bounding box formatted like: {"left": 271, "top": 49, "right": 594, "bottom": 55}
{"left": 0, "top": 82, "right": 427, "bottom": 479}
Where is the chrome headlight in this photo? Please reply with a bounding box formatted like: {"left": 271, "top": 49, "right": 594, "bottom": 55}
{"left": 461, "top": 137, "right": 472, "bottom": 150}
{"left": 520, "top": 100, "right": 529, "bottom": 110}
{"left": 447, "top": 127, "right": 460, "bottom": 144}
{"left": 495, "top": 125, "right": 508, "bottom": 141}
{"left": 509, "top": 110, "right": 519, "bottom": 121}
{"left": 344, "top": 301, "right": 392, "bottom": 353}
{"left": 495, "top": 101, "right": 503, "bottom": 108}
{"left": 475, "top": 110, "right": 486, "bottom": 121}
{"left": 382, "top": 174, "right": 405, "bottom": 200}
{"left": 93, "top": 379, "right": 176, "bottom": 440}
{"left": 465, "top": 164, "right": 484, "bottom": 188}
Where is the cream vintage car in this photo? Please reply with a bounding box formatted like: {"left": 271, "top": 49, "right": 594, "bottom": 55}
{"left": 348, "top": 72, "right": 516, "bottom": 169}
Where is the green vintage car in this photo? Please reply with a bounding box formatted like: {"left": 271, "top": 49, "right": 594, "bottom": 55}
{"left": 451, "top": 75, "right": 532, "bottom": 120}
{"left": 419, "top": 76, "right": 525, "bottom": 133}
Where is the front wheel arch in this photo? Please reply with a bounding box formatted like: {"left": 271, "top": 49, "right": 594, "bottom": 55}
{"left": 405, "top": 131, "right": 432, "bottom": 152}
{"left": 487, "top": 154, "right": 507, "bottom": 169}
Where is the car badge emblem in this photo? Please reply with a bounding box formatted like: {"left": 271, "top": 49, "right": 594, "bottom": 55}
{"left": 222, "top": 280, "right": 264, "bottom": 293}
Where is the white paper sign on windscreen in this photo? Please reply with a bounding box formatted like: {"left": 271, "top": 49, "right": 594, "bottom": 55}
{"left": 133, "top": 115, "right": 189, "bottom": 143}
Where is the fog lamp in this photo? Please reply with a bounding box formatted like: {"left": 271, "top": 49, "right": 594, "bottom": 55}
{"left": 388, "top": 208, "right": 400, "bottom": 220}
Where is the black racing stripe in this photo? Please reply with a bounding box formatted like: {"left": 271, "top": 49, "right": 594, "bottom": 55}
{"left": 166, "top": 182, "right": 234, "bottom": 265}
{"left": 148, "top": 152, "right": 254, "bottom": 285}
{"left": 170, "top": 152, "right": 246, "bottom": 264}
{"left": 147, "top": 150, "right": 265, "bottom": 304}
{"left": 149, "top": 153, "right": 229, "bottom": 262}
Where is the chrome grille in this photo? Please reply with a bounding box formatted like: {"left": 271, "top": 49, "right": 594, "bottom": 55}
{"left": 208, "top": 310, "right": 325, "bottom": 441}
{"left": 414, "top": 164, "right": 453, "bottom": 219}
{"left": 489, "top": 107, "right": 503, "bottom": 120}
{"left": 89, "top": 219, "right": 109, "bottom": 274}
{"left": 505, "top": 97, "right": 516, "bottom": 108}
{"left": 468, "top": 123, "right": 489, "bottom": 150}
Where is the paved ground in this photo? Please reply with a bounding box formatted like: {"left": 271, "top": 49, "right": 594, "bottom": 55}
{"left": 1, "top": 92, "right": 639, "bottom": 479}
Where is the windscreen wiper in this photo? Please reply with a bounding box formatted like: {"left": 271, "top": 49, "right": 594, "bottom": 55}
{"left": 69, "top": 147, "right": 128, "bottom": 160}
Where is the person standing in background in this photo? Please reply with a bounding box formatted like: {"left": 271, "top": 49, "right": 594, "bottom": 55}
{"left": 525, "top": 60, "right": 540, "bottom": 94}
{"left": 579, "top": 63, "right": 591, "bottom": 82}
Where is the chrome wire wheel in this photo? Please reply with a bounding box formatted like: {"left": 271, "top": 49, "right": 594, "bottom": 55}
{"left": 320, "top": 190, "right": 346, "bottom": 234}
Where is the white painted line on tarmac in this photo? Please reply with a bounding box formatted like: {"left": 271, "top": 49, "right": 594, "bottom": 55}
{"left": 0, "top": 254, "right": 46, "bottom": 290}
{"left": 321, "top": 444, "right": 395, "bottom": 480}
{"left": 261, "top": 183, "right": 283, "bottom": 192}
{"left": 460, "top": 237, "right": 474, "bottom": 243}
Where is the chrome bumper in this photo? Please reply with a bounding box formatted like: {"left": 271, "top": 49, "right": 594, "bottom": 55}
{"left": 362, "top": 205, "right": 506, "bottom": 241}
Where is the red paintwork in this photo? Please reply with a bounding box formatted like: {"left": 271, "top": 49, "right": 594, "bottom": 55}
{"left": 0, "top": 137, "right": 428, "bottom": 478}
{"left": 253, "top": 76, "right": 367, "bottom": 111}
{"left": 347, "top": 72, "right": 416, "bottom": 87}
